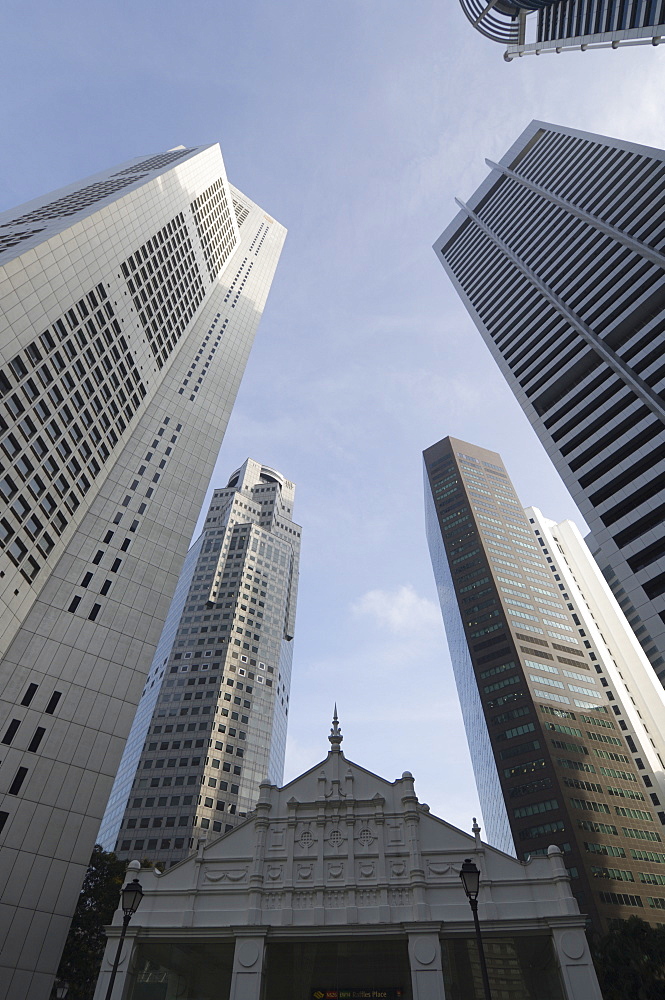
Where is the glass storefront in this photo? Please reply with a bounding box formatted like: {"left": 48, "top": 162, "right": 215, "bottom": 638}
{"left": 128, "top": 941, "right": 235, "bottom": 1000}
{"left": 441, "top": 935, "right": 564, "bottom": 1000}
{"left": 125, "top": 933, "right": 564, "bottom": 1000}
{"left": 263, "top": 939, "right": 411, "bottom": 1000}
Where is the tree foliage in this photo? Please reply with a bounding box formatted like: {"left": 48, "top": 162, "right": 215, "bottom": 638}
{"left": 54, "top": 844, "right": 126, "bottom": 1000}
{"left": 592, "top": 916, "right": 665, "bottom": 1000}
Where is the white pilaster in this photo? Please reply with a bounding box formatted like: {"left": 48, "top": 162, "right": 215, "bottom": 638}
{"left": 229, "top": 932, "right": 267, "bottom": 1000}
{"left": 408, "top": 927, "right": 446, "bottom": 1000}
{"left": 552, "top": 925, "right": 603, "bottom": 1000}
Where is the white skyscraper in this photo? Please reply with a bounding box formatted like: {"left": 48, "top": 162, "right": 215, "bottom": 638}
{"left": 435, "top": 121, "right": 665, "bottom": 686}
{"left": 0, "top": 146, "right": 286, "bottom": 999}
{"left": 98, "top": 458, "right": 300, "bottom": 866}
{"left": 527, "top": 509, "right": 665, "bottom": 814}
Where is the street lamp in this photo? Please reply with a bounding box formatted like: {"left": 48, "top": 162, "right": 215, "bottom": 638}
{"left": 54, "top": 983, "right": 69, "bottom": 999}
{"left": 103, "top": 875, "right": 144, "bottom": 1000}
{"left": 459, "top": 858, "right": 493, "bottom": 1000}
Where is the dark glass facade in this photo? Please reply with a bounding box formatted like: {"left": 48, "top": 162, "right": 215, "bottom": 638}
{"left": 424, "top": 435, "right": 665, "bottom": 932}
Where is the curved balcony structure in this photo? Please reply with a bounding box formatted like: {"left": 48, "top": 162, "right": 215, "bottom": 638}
{"left": 460, "top": 0, "right": 665, "bottom": 57}
{"left": 457, "top": 0, "right": 528, "bottom": 45}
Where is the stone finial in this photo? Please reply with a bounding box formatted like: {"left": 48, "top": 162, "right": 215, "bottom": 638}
{"left": 329, "top": 704, "right": 343, "bottom": 751}
{"left": 472, "top": 817, "right": 482, "bottom": 848}
{"left": 546, "top": 843, "right": 568, "bottom": 881}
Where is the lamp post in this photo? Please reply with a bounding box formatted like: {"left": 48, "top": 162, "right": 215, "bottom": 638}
{"left": 459, "top": 858, "right": 493, "bottom": 1000}
{"left": 103, "top": 875, "right": 144, "bottom": 1000}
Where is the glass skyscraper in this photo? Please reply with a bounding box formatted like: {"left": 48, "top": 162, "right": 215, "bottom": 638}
{"left": 0, "top": 147, "right": 286, "bottom": 999}
{"left": 99, "top": 458, "right": 300, "bottom": 868}
{"left": 435, "top": 121, "right": 665, "bottom": 685}
{"left": 424, "top": 436, "right": 665, "bottom": 932}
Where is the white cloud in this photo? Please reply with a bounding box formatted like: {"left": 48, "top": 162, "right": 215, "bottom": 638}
{"left": 352, "top": 583, "right": 441, "bottom": 635}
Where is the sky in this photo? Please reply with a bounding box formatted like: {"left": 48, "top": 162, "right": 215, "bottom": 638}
{"left": 2, "top": 0, "right": 664, "bottom": 842}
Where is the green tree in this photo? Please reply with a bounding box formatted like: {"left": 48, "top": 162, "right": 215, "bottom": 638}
{"left": 53, "top": 844, "right": 126, "bottom": 1000}
{"left": 592, "top": 916, "right": 665, "bottom": 1000}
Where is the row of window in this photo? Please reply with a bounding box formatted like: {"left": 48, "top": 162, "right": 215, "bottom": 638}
{"left": 152, "top": 710, "right": 248, "bottom": 735}
{"left": 118, "top": 828, "right": 232, "bottom": 854}
{"left": 180, "top": 317, "right": 226, "bottom": 403}
{"left": 190, "top": 177, "right": 236, "bottom": 280}
{"left": 4, "top": 173, "right": 152, "bottom": 229}
{"left": 134, "top": 761, "right": 242, "bottom": 789}
{"left": 0, "top": 285, "right": 147, "bottom": 583}
{"left": 598, "top": 890, "right": 665, "bottom": 910}
{"left": 65, "top": 416, "right": 180, "bottom": 622}
{"left": 121, "top": 213, "right": 205, "bottom": 367}
{"left": 130, "top": 780, "right": 238, "bottom": 809}
{"left": 0, "top": 684, "right": 63, "bottom": 814}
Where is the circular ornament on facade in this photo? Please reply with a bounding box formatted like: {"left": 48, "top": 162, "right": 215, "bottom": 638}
{"left": 359, "top": 829, "right": 374, "bottom": 846}
{"left": 237, "top": 941, "right": 260, "bottom": 967}
{"left": 299, "top": 831, "right": 314, "bottom": 849}
{"left": 329, "top": 830, "right": 343, "bottom": 847}
{"left": 413, "top": 938, "right": 437, "bottom": 966}
{"left": 560, "top": 930, "right": 585, "bottom": 960}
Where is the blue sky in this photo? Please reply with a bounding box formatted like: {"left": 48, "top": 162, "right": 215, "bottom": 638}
{"left": 2, "top": 1, "right": 664, "bottom": 839}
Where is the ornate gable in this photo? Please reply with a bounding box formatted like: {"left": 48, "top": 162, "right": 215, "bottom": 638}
{"left": 95, "top": 716, "right": 602, "bottom": 1000}
{"left": 138, "top": 717, "right": 576, "bottom": 929}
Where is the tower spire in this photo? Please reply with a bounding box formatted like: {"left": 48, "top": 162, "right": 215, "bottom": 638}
{"left": 329, "top": 704, "right": 343, "bottom": 751}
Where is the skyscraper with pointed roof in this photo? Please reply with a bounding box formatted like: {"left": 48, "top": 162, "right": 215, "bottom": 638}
{"left": 104, "top": 458, "right": 300, "bottom": 870}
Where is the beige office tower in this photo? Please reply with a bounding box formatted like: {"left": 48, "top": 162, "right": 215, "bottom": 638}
{"left": 100, "top": 458, "right": 300, "bottom": 869}
{"left": 424, "top": 437, "right": 665, "bottom": 933}
{"left": 0, "top": 146, "right": 286, "bottom": 999}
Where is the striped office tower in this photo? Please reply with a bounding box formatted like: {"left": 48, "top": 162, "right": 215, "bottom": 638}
{"left": 435, "top": 121, "right": 665, "bottom": 686}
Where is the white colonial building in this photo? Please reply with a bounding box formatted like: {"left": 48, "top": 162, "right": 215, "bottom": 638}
{"left": 94, "top": 717, "right": 602, "bottom": 1000}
